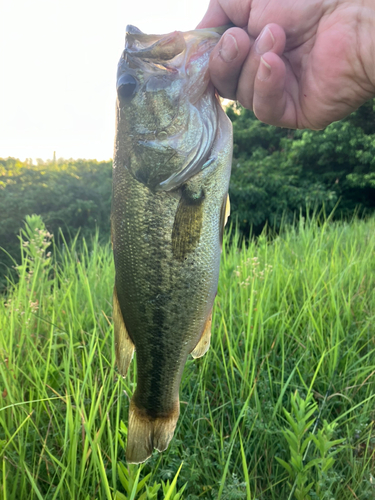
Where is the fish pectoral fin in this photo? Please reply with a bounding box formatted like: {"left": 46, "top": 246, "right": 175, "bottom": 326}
{"left": 191, "top": 311, "right": 212, "bottom": 359}
{"left": 172, "top": 187, "right": 204, "bottom": 261}
{"left": 126, "top": 398, "right": 180, "bottom": 464}
{"left": 113, "top": 287, "right": 135, "bottom": 376}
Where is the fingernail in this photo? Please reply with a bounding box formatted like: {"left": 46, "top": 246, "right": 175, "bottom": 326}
{"left": 220, "top": 33, "right": 238, "bottom": 63}
{"left": 256, "top": 27, "right": 275, "bottom": 55}
{"left": 258, "top": 57, "right": 271, "bottom": 81}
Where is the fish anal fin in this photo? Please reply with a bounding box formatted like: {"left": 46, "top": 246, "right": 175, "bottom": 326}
{"left": 113, "top": 287, "right": 135, "bottom": 376}
{"left": 126, "top": 398, "right": 180, "bottom": 464}
{"left": 191, "top": 311, "right": 212, "bottom": 359}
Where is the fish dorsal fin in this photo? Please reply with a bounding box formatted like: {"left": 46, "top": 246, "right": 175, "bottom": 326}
{"left": 219, "top": 193, "right": 230, "bottom": 247}
{"left": 191, "top": 311, "right": 212, "bottom": 359}
{"left": 113, "top": 287, "right": 135, "bottom": 376}
{"left": 224, "top": 193, "right": 231, "bottom": 226}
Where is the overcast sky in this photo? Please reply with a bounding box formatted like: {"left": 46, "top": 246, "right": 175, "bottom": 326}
{"left": 0, "top": 0, "right": 210, "bottom": 162}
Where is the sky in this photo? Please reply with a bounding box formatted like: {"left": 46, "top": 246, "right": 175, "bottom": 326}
{"left": 0, "top": 0, "right": 211, "bottom": 162}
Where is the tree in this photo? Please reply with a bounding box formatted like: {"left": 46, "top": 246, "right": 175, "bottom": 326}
{"left": 227, "top": 100, "right": 375, "bottom": 235}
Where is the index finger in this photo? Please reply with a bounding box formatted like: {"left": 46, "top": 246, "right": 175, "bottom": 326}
{"left": 197, "top": 0, "right": 252, "bottom": 29}
{"left": 196, "top": 0, "right": 231, "bottom": 29}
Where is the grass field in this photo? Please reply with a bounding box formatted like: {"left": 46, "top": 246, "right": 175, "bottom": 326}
{"left": 1, "top": 214, "right": 374, "bottom": 500}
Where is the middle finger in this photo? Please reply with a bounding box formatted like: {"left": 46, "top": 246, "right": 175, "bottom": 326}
{"left": 236, "top": 23, "right": 286, "bottom": 109}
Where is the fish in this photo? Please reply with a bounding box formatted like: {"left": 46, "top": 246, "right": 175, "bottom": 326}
{"left": 111, "top": 24, "right": 232, "bottom": 464}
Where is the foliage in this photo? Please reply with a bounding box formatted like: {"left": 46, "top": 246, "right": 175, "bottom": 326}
{"left": 0, "top": 157, "right": 112, "bottom": 286}
{"left": 115, "top": 457, "right": 186, "bottom": 499}
{"left": 1, "top": 100, "right": 375, "bottom": 281}
{"left": 1, "top": 215, "right": 374, "bottom": 499}
{"left": 227, "top": 100, "right": 375, "bottom": 234}
{"left": 276, "top": 392, "right": 345, "bottom": 500}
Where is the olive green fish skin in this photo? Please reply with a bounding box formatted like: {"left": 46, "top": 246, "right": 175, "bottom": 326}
{"left": 112, "top": 25, "right": 232, "bottom": 459}
{"left": 113, "top": 118, "right": 231, "bottom": 414}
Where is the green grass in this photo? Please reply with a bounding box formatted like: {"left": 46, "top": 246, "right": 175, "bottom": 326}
{"left": 1, "top": 214, "right": 374, "bottom": 499}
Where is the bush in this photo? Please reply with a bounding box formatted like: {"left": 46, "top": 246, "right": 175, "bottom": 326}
{"left": 228, "top": 100, "right": 375, "bottom": 234}
{"left": 0, "top": 158, "right": 112, "bottom": 286}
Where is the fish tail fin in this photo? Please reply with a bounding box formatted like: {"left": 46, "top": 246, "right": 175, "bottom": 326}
{"left": 126, "top": 398, "right": 179, "bottom": 464}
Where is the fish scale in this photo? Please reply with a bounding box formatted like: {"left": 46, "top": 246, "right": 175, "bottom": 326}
{"left": 112, "top": 25, "right": 232, "bottom": 463}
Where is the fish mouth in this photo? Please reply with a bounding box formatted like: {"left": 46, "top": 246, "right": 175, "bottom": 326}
{"left": 117, "top": 24, "right": 227, "bottom": 99}
{"left": 122, "top": 24, "right": 230, "bottom": 68}
{"left": 125, "top": 25, "right": 186, "bottom": 62}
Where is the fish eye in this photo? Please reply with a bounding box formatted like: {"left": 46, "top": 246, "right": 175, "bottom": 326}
{"left": 117, "top": 74, "right": 137, "bottom": 99}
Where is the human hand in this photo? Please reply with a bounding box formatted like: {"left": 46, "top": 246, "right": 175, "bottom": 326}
{"left": 197, "top": 0, "right": 375, "bottom": 129}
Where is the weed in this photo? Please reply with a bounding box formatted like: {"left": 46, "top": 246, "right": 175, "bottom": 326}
{"left": 276, "top": 391, "right": 345, "bottom": 500}
{"left": 0, "top": 215, "right": 374, "bottom": 499}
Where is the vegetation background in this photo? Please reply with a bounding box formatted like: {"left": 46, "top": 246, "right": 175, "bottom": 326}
{"left": 1, "top": 100, "right": 375, "bottom": 285}
{"left": 0, "top": 214, "right": 374, "bottom": 499}
{"left": 0, "top": 102, "right": 375, "bottom": 499}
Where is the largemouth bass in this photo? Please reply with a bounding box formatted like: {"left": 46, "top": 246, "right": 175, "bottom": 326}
{"left": 112, "top": 24, "right": 232, "bottom": 464}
